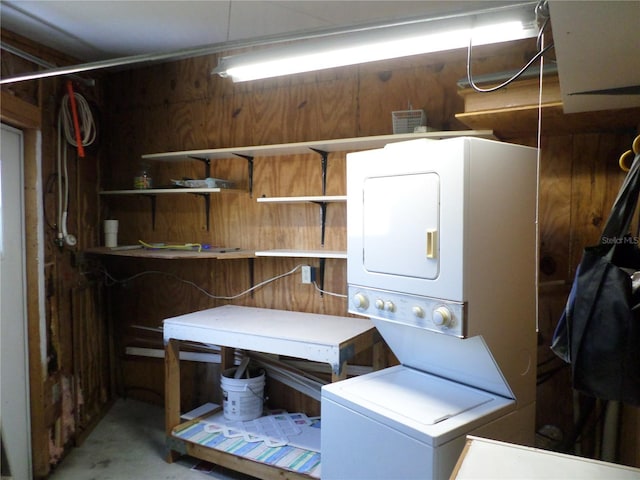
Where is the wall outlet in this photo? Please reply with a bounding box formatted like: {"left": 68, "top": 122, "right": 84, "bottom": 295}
{"left": 301, "top": 265, "right": 315, "bottom": 284}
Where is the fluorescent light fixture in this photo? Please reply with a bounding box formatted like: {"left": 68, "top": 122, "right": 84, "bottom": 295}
{"left": 213, "top": 4, "right": 538, "bottom": 82}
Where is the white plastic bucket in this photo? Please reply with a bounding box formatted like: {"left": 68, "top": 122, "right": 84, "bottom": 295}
{"left": 221, "top": 367, "right": 265, "bottom": 421}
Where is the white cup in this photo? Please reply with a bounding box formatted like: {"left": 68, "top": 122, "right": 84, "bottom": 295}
{"left": 104, "top": 220, "right": 118, "bottom": 247}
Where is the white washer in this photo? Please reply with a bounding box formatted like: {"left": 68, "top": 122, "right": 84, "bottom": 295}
{"left": 322, "top": 365, "right": 515, "bottom": 479}
{"left": 322, "top": 137, "right": 539, "bottom": 479}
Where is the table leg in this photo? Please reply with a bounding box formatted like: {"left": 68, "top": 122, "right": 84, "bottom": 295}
{"left": 165, "top": 338, "right": 181, "bottom": 463}
{"left": 372, "top": 340, "right": 386, "bottom": 371}
{"left": 331, "top": 360, "right": 348, "bottom": 382}
{"left": 220, "top": 345, "right": 235, "bottom": 372}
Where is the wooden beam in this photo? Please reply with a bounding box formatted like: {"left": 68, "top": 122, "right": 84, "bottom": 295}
{"left": 1, "top": 91, "right": 41, "bottom": 129}
{"left": 164, "top": 339, "right": 181, "bottom": 463}
{"left": 19, "top": 117, "right": 49, "bottom": 477}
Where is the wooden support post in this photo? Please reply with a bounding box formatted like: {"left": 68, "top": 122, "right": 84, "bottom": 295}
{"left": 331, "top": 360, "right": 348, "bottom": 382}
{"left": 372, "top": 338, "right": 386, "bottom": 371}
{"left": 220, "top": 346, "right": 235, "bottom": 373}
{"left": 165, "top": 338, "right": 181, "bottom": 463}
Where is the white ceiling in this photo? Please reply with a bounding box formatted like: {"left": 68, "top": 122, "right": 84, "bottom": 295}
{"left": 2, "top": 1, "right": 639, "bottom": 114}
{"left": 0, "top": 0, "right": 517, "bottom": 62}
{"left": 548, "top": 0, "right": 640, "bottom": 113}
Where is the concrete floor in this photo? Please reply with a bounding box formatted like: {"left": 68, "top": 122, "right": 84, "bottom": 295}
{"left": 49, "top": 398, "right": 257, "bottom": 480}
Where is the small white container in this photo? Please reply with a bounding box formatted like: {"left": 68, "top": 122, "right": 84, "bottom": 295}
{"left": 104, "top": 219, "right": 118, "bottom": 247}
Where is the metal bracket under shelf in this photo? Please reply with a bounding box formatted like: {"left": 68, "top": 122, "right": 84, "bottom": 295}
{"left": 318, "top": 257, "right": 326, "bottom": 296}
{"left": 249, "top": 257, "right": 255, "bottom": 298}
{"left": 193, "top": 192, "right": 211, "bottom": 231}
{"left": 308, "top": 148, "right": 331, "bottom": 246}
{"left": 187, "top": 156, "right": 212, "bottom": 230}
{"left": 311, "top": 201, "right": 329, "bottom": 247}
{"left": 309, "top": 148, "right": 329, "bottom": 195}
{"left": 187, "top": 155, "right": 211, "bottom": 178}
{"left": 233, "top": 153, "right": 254, "bottom": 197}
{"left": 141, "top": 194, "right": 157, "bottom": 230}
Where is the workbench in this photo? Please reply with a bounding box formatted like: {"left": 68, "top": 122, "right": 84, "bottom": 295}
{"left": 163, "top": 305, "right": 382, "bottom": 479}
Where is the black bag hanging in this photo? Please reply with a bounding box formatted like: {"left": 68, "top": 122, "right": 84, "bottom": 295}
{"left": 551, "top": 151, "right": 640, "bottom": 405}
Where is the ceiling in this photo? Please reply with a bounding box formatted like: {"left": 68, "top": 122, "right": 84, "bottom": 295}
{"left": 0, "top": 0, "right": 517, "bottom": 62}
{"left": 1, "top": 1, "right": 639, "bottom": 114}
{"left": 548, "top": 0, "right": 640, "bottom": 113}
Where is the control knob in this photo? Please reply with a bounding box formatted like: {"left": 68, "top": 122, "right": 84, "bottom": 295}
{"left": 353, "top": 293, "right": 369, "bottom": 310}
{"left": 375, "top": 299, "right": 385, "bottom": 310}
{"left": 384, "top": 301, "right": 396, "bottom": 312}
{"left": 412, "top": 306, "right": 425, "bottom": 318}
{"left": 432, "top": 306, "right": 453, "bottom": 328}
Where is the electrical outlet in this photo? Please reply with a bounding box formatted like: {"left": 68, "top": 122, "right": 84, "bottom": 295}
{"left": 301, "top": 265, "right": 314, "bottom": 284}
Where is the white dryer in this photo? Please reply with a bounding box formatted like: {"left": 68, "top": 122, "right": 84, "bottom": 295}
{"left": 322, "top": 137, "right": 538, "bottom": 479}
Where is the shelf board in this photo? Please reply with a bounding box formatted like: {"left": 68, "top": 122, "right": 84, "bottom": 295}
{"left": 255, "top": 249, "right": 346, "bottom": 259}
{"left": 456, "top": 103, "right": 640, "bottom": 138}
{"left": 141, "top": 131, "right": 495, "bottom": 162}
{"left": 456, "top": 75, "right": 640, "bottom": 138}
{"left": 86, "top": 247, "right": 346, "bottom": 260}
{"left": 170, "top": 410, "right": 320, "bottom": 479}
{"left": 257, "top": 195, "right": 346, "bottom": 203}
{"left": 99, "top": 187, "right": 242, "bottom": 195}
{"left": 85, "top": 246, "right": 255, "bottom": 260}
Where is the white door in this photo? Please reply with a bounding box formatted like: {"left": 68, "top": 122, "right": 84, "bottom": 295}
{"left": 1, "top": 123, "right": 32, "bottom": 479}
{"left": 363, "top": 172, "right": 440, "bottom": 279}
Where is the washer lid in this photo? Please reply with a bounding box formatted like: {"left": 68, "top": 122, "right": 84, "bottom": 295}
{"left": 322, "top": 365, "right": 515, "bottom": 446}
{"left": 347, "top": 366, "right": 494, "bottom": 425}
{"left": 372, "top": 317, "right": 514, "bottom": 399}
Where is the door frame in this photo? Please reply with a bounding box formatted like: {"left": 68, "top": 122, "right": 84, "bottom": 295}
{"left": 1, "top": 91, "right": 49, "bottom": 478}
{"left": 1, "top": 122, "right": 32, "bottom": 479}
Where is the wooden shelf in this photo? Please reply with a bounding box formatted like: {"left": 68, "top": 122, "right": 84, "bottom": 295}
{"left": 257, "top": 195, "right": 346, "bottom": 203}
{"left": 141, "top": 131, "right": 495, "bottom": 162}
{"left": 255, "top": 249, "right": 346, "bottom": 259}
{"left": 167, "top": 428, "right": 316, "bottom": 480}
{"left": 99, "top": 187, "right": 242, "bottom": 195}
{"left": 120, "top": 132, "right": 492, "bottom": 233}
{"left": 456, "top": 76, "right": 640, "bottom": 138}
{"left": 85, "top": 246, "right": 254, "bottom": 260}
{"left": 456, "top": 103, "right": 640, "bottom": 138}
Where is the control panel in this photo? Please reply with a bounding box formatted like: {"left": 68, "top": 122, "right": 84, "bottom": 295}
{"left": 348, "top": 285, "right": 465, "bottom": 338}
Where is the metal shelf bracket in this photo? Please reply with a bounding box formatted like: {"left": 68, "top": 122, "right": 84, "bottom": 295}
{"left": 309, "top": 148, "right": 329, "bottom": 195}
{"left": 234, "top": 154, "right": 254, "bottom": 197}
{"left": 141, "top": 194, "right": 157, "bottom": 230}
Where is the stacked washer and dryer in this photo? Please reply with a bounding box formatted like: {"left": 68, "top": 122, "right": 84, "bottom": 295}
{"left": 321, "top": 137, "right": 539, "bottom": 479}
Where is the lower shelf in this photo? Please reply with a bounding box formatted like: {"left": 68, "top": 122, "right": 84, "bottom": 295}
{"left": 169, "top": 410, "right": 321, "bottom": 480}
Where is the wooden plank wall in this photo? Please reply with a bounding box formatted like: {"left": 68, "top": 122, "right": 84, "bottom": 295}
{"left": 100, "top": 34, "right": 640, "bottom": 467}
{"left": 97, "top": 34, "right": 638, "bottom": 463}
{"left": 1, "top": 30, "right": 111, "bottom": 478}
{"left": 2, "top": 27, "right": 640, "bottom": 473}
{"left": 101, "top": 40, "right": 541, "bottom": 416}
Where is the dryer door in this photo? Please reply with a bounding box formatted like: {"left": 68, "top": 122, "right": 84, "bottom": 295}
{"left": 363, "top": 172, "right": 440, "bottom": 280}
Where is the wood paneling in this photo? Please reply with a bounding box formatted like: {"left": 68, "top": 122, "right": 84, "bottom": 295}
{"left": 6, "top": 25, "right": 640, "bottom": 472}
{"left": 99, "top": 39, "right": 640, "bottom": 464}
{"left": 538, "top": 135, "right": 573, "bottom": 281}
{"left": 1, "top": 31, "right": 111, "bottom": 477}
